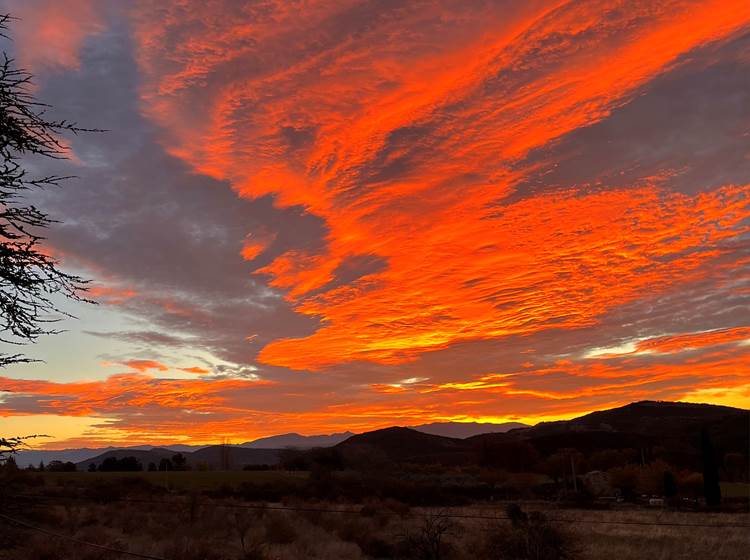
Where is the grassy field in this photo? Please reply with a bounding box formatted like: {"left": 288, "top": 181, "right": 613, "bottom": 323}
{"left": 3, "top": 472, "right": 747, "bottom": 559}
{"left": 37, "top": 469, "right": 309, "bottom": 491}
{"left": 556, "top": 509, "right": 749, "bottom": 560}
{"left": 721, "top": 482, "right": 750, "bottom": 499}
{"left": 4, "top": 497, "right": 749, "bottom": 559}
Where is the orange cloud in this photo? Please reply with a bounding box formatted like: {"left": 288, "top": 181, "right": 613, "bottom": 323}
{"left": 89, "top": 285, "right": 139, "bottom": 305}
{"left": 635, "top": 327, "right": 750, "bottom": 354}
{"left": 130, "top": 0, "right": 750, "bottom": 372}
{"left": 260, "top": 183, "right": 749, "bottom": 369}
{"left": 181, "top": 366, "right": 211, "bottom": 375}
{"left": 122, "top": 360, "right": 169, "bottom": 373}
{"left": 9, "top": 0, "right": 104, "bottom": 71}
{"left": 0, "top": 372, "right": 270, "bottom": 420}
{"left": 2, "top": 339, "right": 747, "bottom": 445}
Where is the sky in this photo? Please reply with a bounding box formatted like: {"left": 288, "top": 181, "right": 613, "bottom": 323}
{"left": 0, "top": 0, "right": 749, "bottom": 448}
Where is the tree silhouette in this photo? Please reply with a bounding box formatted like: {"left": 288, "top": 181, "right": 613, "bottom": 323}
{"left": 0, "top": 14, "right": 95, "bottom": 368}
{"left": 99, "top": 456, "right": 142, "bottom": 472}
{"left": 171, "top": 452, "right": 188, "bottom": 471}
{"left": 663, "top": 470, "right": 677, "bottom": 500}
{"left": 701, "top": 428, "right": 721, "bottom": 507}
{"left": 2, "top": 454, "right": 17, "bottom": 471}
{"left": 0, "top": 434, "right": 42, "bottom": 464}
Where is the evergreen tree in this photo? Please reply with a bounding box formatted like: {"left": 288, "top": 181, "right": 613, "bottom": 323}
{"left": 701, "top": 429, "right": 721, "bottom": 507}
{"left": 663, "top": 470, "right": 677, "bottom": 499}
{"left": 0, "top": 14, "right": 94, "bottom": 367}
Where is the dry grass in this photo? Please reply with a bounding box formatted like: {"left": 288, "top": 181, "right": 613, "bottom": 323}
{"left": 1, "top": 491, "right": 747, "bottom": 559}
{"left": 36, "top": 470, "right": 309, "bottom": 491}
{"left": 561, "top": 509, "right": 749, "bottom": 560}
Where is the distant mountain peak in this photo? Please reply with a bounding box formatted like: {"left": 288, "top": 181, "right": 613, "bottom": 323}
{"left": 241, "top": 431, "right": 355, "bottom": 449}
{"left": 411, "top": 420, "right": 529, "bottom": 439}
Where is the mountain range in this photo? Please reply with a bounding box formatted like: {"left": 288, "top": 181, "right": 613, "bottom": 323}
{"left": 329, "top": 401, "right": 748, "bottom": 471}
{"left": 12, "top": 420, "right": 526, "bottom": 467}
{"left": 13, "top": 402, "right": 747, "bottom": 471}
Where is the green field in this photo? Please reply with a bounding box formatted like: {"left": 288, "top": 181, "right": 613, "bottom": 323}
{"left": 38, "top": 469, "right": 309, "bottom": 491}
{"left": 721, "top": 482, "right": 750, "bottom": 499}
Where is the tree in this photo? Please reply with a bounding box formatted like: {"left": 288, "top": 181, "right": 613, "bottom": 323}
{"left": 663, "top": 470, "right": 677, "bottom": 499}
{"left": 98, "top": 456, "right": 142, "bottom": 472}
{"left": 0, "top": 14, "right": 94, "bottom": 368}
{"left": 701, "top": 429, "right": 721, "bottom": 507}
{"left": 171, "top": 453, "right": 188, "bottom": 471}
{"left": 2, "top": 455, "right": 18, "bottom": 471}
{"left": 47, "top": 460, "right": 76, "bottom": 472}
{"left": 0, "top": 434, "right": 41, "bottom": 464}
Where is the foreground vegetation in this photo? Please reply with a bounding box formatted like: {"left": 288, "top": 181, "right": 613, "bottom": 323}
{"left": 1, "top": 469, "right": 747, "bottom": 560}
{"left": 2, "top": 402, "right": 747, "bottom": 558}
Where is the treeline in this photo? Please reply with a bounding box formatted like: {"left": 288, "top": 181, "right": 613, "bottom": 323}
{"left": 85, "top": 453, "right": 191, "bottom": 472}
{"left": 274, "top": 429, "right": 743, "bottom": 508}
{"left": 2, "top": 457, "right": 76, "bottom": 472}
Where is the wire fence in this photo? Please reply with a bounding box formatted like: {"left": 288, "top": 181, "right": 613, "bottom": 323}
{"left": 8, "top": 492, "right": 750, "bottom": 528}
{"left": 2, "top": 492, "right": 749, "bottom": 560}
{"left": 0, "top": 512, "right": 168, "bottom": 560}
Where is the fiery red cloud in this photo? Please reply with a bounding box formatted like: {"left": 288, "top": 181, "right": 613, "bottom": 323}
{"left": 132, "top": 0, "right": 750, "bottom": 370}
{"left": 1, "top": 1, "right": 749, "bottom": 444}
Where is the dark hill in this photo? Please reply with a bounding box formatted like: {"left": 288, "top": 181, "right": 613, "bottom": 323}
{"left": 468, "top": 400, "right": 747, "bottom": 442}
{"left": 78, "top": 446, "right": 282, "bottom": 471}
{"left": 465, "top": 401, "right": 748, "bottom": 472}
{"left": 411, "top": 421, "right": 528, "bottom": 438}
{"left": 325, "top": 401, "right": 747, "bottom": 471}
{"left": 241, "top": 432, "right": 354, "bottom": 449}
{"left": 189, "top": 446, "right": 281, "bottom": 469}
{"left": 562, "top": 400, "right": 746, "bottom": 434}
{"left": 335, "top": 427, "right": 469, "bottom": 464}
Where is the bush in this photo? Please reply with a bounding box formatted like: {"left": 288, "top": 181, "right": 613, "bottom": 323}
{"left": 98, "top": 456, "right": 143, "bottom": 472}
{"left": 485, "top": 504, "right": 574, "bottom": 560}
{"left": 264, "top": 512, "right": 297, "bottom": 544}
{"left": 398, "top": 512, "right": 454, "bottom": 560}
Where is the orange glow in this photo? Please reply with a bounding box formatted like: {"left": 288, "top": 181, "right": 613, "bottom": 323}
{"left": 131, "top": 0, "right": 750, "bottom": 373}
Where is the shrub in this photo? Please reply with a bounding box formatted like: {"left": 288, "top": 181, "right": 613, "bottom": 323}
{"left": 485, "top": 504, "right": 574, "bottom": 560}
{"left": 398, "top": 512, "right": 454, "bottom": 560}
{"left": 264, "top": 512, "right": 297, "bottom": 544}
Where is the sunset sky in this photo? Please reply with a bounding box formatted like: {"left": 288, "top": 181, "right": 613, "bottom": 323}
{"left": 1, "top": 0, "right": 749, "bottom": 448}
